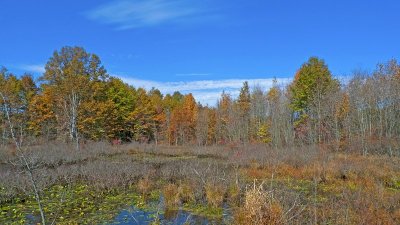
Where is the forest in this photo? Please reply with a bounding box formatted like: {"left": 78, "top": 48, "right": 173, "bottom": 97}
{"left": 1, "top": 46, "right": 400, "bottom": 224}
{"left": 2, "top": 46, "right": 400, "bottom": 154}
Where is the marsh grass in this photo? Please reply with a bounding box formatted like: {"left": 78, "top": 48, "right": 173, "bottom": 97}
{"left": 227, "top": 184, "right": 240, "bottom": 206}
{"left": 0, "top": 142, "right": 400, "bottom": 224}
{"left": 234, "top": 183, "right": 283, "bottom": 225}
{"left": 162, "top": 183, "right": 180, "bottom": 208}
{"left": 204, "top": 182, "right": 225, "bottom": 208}
{"left": 178, "top": 182, "right": 195, "bottom": 204}
{"left": 137, "top": 176, "right": 153, "bottom": 199}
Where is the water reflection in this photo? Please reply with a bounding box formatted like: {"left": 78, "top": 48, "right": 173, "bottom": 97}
{"left": 112, "top": 196, "right": 230, "bottom": 225}
{"left": 113, "top": 205, "right": 228, "bottom": 225}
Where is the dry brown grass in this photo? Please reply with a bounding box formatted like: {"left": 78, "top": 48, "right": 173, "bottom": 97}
{"left": 235, "top": 183, "right": 283, "bottom": 225}
{"left": 163, "top": 183, "right": 180, "bottom": 208}
{"left": 137, "top": 176, "right": 153, "bottom": 197}
{"left": 204, "top": 182, "right": 225, "bottom": 208}
{"left": 234, "top": 150, "right": 400, "bottom": 224}
{"left": 227, "top": 184, "right": 240, "bottom": 206}
{"left": 178, "top": 182, "right": 195, "bottom": 204}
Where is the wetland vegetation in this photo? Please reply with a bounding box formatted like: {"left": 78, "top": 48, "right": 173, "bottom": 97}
{"left": 1, "top": 143, "right": 399, "bottom": 224}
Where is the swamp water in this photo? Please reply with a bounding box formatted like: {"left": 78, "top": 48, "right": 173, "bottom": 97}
{"left": 1, "top": 185, "right": 232, "bottom": 224}
{"left": 112, "top": 197, "right": 232, "bottom": 225}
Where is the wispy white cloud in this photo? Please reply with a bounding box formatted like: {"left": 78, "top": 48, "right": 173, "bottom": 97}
{"left": 119, "top": 77, "right": 291, "bottom": 92}
{"left": 18, "top": 64, "right": 45, "bottom": 73}
{"left": 86, "top": 0, "right": 213, "bottom": 30}
{"left": 117, "top": 75, "right": 291, "bottom": 105}
{"left": 189, "top": 90, "right": 240, "bottom": 106}
{"left": 175, "top": 73, "right": 210, "bottom": 77}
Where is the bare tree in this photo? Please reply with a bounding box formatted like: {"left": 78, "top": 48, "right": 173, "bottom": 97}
{"left": 0, "top": 92, "right": 46, "bottom": 225}
{"left": 196, "top": 106, "right": 209, "bottom": 146}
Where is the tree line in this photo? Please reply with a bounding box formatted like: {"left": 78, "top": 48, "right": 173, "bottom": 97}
{"left": 1, "top": 46, "right": 399, "bottom": 155}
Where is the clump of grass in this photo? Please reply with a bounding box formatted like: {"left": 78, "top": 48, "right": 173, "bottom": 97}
{"left": 178, "top": 182, "right": 195, "bottom": 204}
{"left": 137, "top": 177, "right": 153, "bottom": 198}
{"left": 234, "top": 183, "right": 283, "bottom": 225}
{"left": 227, "top": 184, "right": 240, "bottom": 206}
{"left": 205, "top": 182, "right": 225, "bottom": 208}
{"left": 163, "top": 183, "right": 180, "bottom": 208}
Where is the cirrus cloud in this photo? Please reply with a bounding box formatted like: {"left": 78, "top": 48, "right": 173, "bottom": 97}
{"left": 86, "top": 0, "right": 217, "bottom": 30}
{"left": 10, "top": 64, "right": 45, "bottom": 74}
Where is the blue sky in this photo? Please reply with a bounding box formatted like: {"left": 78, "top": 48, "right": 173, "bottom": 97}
{"left": 1, "top": 0, "right": 399, "bottom": 104}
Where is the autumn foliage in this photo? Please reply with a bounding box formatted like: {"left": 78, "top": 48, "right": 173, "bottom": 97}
{"left": 1, "top": 47, "right": 400, "bottom": 157}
